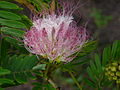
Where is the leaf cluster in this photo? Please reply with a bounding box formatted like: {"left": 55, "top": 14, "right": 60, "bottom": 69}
{"left": 85, "top": 40, "right": 120, "bottom": 89}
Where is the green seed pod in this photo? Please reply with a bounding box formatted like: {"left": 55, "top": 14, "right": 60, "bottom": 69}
{"left": 108, "top": 66, "right": 111, "bottom": 69}
{"left": 105, "top": 72, "right": 109, "bottom": 76}
{"left": 116, "top": 80, "right": 120, "bottom": 84}
{"left": 110, "top": 73, "right": 114, "bottom": 76}
{"left": 105, "top": 67, "right": 109, "bottom": 71}
{"left": 113, "top": 76, "right": 117, "bottom": 80}
{"left": 108, "top": 77, "right": 112, "bottom": 80}
{"left": 118, "top": 66, "right": 120, "bottom": 70}
{"left": 112, "top": 62, "right": 118, "bottom": 66}
{"left": 111, "top": 66, "right": 116, "bottom": 72}
{"left": 108, "top": 71, "right": 111, "bottom": 74}
{"left": 105, "top": 61, "right": 120, "bottom": 84}
{"left": 116, "top": 72, "right": 120, "bottom": 76}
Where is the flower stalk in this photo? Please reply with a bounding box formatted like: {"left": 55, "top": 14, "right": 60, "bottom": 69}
{"left": 68, "top": 71, "right": 82, "bottom": 90}
{"left": 48, "top": 79, "right": 60, "bottom": 90}
{"left": 44, "top": 63, "right": 51, "bottom": 78}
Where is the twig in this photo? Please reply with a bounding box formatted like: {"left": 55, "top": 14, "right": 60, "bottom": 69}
{"left": 68, "top": 71, "right": 82, "bottom": 90}
{"left": 48, "top": 79, "right": 60, "bottom": 90}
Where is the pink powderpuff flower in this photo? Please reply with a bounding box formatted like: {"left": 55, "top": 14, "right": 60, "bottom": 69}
{"left": 23, "top": 0, "right": 88, "bottom": 62}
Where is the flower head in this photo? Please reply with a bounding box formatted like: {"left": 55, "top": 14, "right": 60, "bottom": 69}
{"left": 23, "top": 0, "right": 88, "bottom": 62}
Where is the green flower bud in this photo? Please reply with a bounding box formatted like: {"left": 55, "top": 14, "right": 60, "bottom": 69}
{"left": 108, "top": 66, "right": 111, "bottom": 69}
{"left": 113, "top": 76, "right": 117, "bottom": 80}
{"left": 116, "top": 72, "right": 120, "bottom": 76}
{"left": 105, "top": 72, "right": 108, "bottom": 76}
{"left": 111, "top": 66, "right": 116, "bottom": 72}
{"left": 105, "top": 61, "right": 120, "bottom": 84}
{"left": 118, "top": 65, "right": 120, "bottom": 70}
{"left": 108, "top": 77, "right": 112, "bottom": 80}
{"left": 112, "top": 62, "right": 118, "bottom": 66}
{"left": 105, "top": 67, "right": 109, "bottom": 71}
{"left": 116, "top": 79, "right": 120, "bottom": 84}
{"left": 110, "top": 73, "right": 114, "bottom": 76}
{"left": 108, "top": 71, "right": 111, "bottom": 74}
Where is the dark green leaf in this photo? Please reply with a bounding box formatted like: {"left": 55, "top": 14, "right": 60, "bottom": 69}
{"left": 33, "top": 71, "right": 43, "bottom": 76}
{"left": 4, "top": 37, "right": 21, "bottom": 45}
{"left": 43, "top": 84, "right": 56, "bottom": 90}
{"left": 32, "top": 82, "right": 42, "bottom": 86}
{"left": 0, "top": 10, "right": 21, "bottom": 20}
{"left": 15, "top": 72, "right": 27, "bottom": 83}
{"left": 33, "top": 64, "right": 46, "bottom": 70}
{"left": 0, "top": 19, "right": 27, "bottom": 29}
{"left": 0, "top": 1, "right": 19, "bottom": 9}
{"left": 84, "top": 78, "right": 96, "bottom": 88}
{"left": 0, "top": 67, "right": 11, "bottom": 76}
{"left": 111, "top": 40, "right": 119, "bottom": 58}
{"left": 8, "top": 55, "right": 38, "bottom": 72}
{"left": 0, "top": 39, "right": 9, "bottom": 66}
{"left": 1, "top": 27, "right": 25, "bottom": 38}
{"left": 72, "top": 59, "right": 90, "bottom": 66}
{"left": 32, "top": 86, "right": 41, "bottom": 90}
{"left": 4, "top": 37, "right": 28, "bottom": 54}
{"left": 101, "top": 77, "right": 113, "bottom": 87}
{"left": 81, "top": 41, "right": 97, "bottom": 54}
{"left": 102, "top": 46, "right": 111, "bottom": 66}
{"left": 25, "top": 72, "right": 36, "bottom": 80}
{"left": 115, "top": 43, "right": 120, "bottom": 59}
{"left": 1, "top": 55, "right": 38, "bottom": 84}
{"left": 94, "top": 54, "right": 102, "bottom": 73}
{"left": 21, "top": 15, "right": 33, "bottom": 28}
{"left": 32, "top": 82, "right": 43, "bottom": 90}
{"left": 89, "top": 61, "right": 97, "bottom": 75}
{"left": 0, "top": 78, "right": 14, "bottom": 85}
{"left": 87, "top": 67, "right": 97, "bottom": 82}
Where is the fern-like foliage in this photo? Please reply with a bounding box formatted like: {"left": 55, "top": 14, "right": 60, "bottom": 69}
{"left": 0, "top": 1, "right": 32, "bottom": 48}
{"left": 0, "top": 1, "right": 39, "bottom": 89}
{"left": 84, "top": 40, "right": 120, "bottom": 89}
